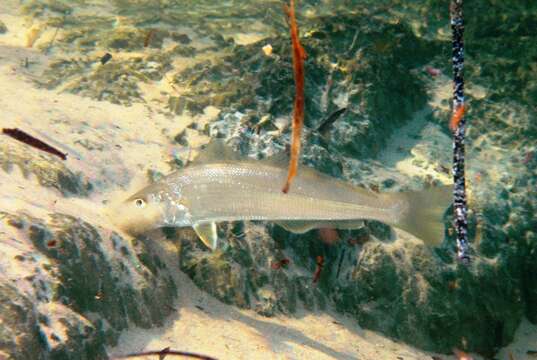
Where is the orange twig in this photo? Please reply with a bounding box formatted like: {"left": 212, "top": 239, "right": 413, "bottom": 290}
{"left": 144, "top": 29, "right": 156, "bottom": 47}
{"left": 112, "top": 347, "right": 218, "bottom": 360}
{"left": 312, "top": 255, "right": 324, "bottom": 284}
{"left": 282, "top": 0, "right": 307, "bottom": 194}
{"left": 449, "top": 104, "right": 465, "bottom": 131}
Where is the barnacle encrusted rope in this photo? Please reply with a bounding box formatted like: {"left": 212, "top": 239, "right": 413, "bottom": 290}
{"left": 450, "top": 0, "right": 470, "bottom": 263}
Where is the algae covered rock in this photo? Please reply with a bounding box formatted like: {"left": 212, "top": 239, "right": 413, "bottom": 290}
{"left": 26, "top": 0, "right": 285, "bottom": 106}
{"left": 0, "top": 137, "right": 91, "bottom": 196}
{"left": 40, "top": 53, "right": 172, "bottom": 105}
{"left": 179, "top": 11, "right": 435, "bottom": 162}
{"left": 0, "top": 283, "right": 44, "bottom": 360}
{"left": 101, "top": 28, "right": 146, "bottom": 50}
{"left": 464, "top": 0, "right": 537, "bottom": 105}
{"left": 0, "top": 208, "right": 177, "bottom": 359}
{"left": 178, "top": 223, "right": 326, "bottom": 316}
{"left": 332, "top": 236, "right": 525, "bottom": 356}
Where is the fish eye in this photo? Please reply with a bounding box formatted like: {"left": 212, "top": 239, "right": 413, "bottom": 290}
{"left": 134, "top": 198, "right": 146, "bottom": 208}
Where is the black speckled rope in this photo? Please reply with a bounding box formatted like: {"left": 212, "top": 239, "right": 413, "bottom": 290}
{"left": 450, "top": 0, "right": 470, "bottom": 263}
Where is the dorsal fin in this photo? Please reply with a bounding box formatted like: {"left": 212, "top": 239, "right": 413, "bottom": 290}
{"left": 259, "top": 150, "right": 289, "bottom": 167}
{"left": 190, "top": 139, "right": 243, "bottom": 165}
{"left": 190, "top": 139, "right": 293, "bottom": 168}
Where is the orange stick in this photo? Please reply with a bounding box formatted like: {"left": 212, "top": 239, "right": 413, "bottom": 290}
{"left": 282, "top": 0, "right": 307, "bottom": 194}
{"left": 449, "top": 104, "right": 465, "bottom": 131}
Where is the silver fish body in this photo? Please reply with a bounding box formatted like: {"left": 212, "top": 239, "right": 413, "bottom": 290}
{"left": 117, "top": 152, "right": 451, "bottom": 249}
{"left": 157, "top": 162, "right": 401, "bottom": 225}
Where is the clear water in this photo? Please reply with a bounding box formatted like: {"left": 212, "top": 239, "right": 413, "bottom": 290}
{"left": 0, "top": 1, "right": 536, "bottom": 359}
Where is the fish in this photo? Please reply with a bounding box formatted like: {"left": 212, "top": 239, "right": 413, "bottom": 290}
{"left": 113, "top": 141, "right": 452, "bottom": 250}
{"left": 316, "top": 107, "right": 347, "bottom": 136}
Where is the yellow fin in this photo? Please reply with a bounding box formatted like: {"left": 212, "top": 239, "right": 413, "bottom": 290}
{"left": 391, "top": 185, "right": 452, "bottom": 246}
{"left": 192, "top": 140, "right": 243, "bottom": 165}
{"left": 193, "top": 222, "right": 218, "bottom": 250}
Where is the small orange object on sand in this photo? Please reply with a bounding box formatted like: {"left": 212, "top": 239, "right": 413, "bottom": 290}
{"left": 282, "top": 0, "right": 307, "bottom": 194}
{"left": 312, "top": 255, "right": 324, "bottom": 284}
{"left": 449, "top": 104, "right": 465, "bottom": 131}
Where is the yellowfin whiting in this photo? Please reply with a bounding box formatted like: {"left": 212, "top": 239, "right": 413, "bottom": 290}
{"left": 114, "top": 142, "right": 452, "bottom": 249}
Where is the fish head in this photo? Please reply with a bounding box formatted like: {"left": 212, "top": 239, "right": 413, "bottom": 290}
{"left": 111, "top": 181, "right": 192, "bottom": 235}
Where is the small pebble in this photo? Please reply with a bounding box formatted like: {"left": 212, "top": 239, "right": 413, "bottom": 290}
{"left": 100, "top": 53, "right": 112, "bottom": 65}
{"left": 262, "top": 44, "right": 273, "bottom": 56}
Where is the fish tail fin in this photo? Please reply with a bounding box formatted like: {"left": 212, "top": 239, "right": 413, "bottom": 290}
{"left": 390, "top": 185, "right": 452, "bottom": 246}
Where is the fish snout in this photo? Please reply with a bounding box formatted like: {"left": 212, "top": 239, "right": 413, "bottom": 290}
{"left": 107, "top": 198, "right": 164, "bottom": 235}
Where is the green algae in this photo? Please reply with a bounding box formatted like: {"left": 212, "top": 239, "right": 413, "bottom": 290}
{"left": 22, "top": 0, "right": 285, "bottom": 106}
{"left": 40, "top": 54, "right": 172, "bottom": 105}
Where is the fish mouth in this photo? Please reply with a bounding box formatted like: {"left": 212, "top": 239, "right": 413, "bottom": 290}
{"left": 107, "top": 199, "right": 164, "bottom": 235}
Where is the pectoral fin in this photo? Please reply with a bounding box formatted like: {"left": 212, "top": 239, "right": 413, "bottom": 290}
{"left": 193, "top": 222, "right": 218, "bottom": 250}
{"left": 275, "top": 220, "right": 364, "bottom": 234}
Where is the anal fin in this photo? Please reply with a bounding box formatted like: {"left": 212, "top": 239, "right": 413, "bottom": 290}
{"left": 275, "top": 220, "right": 364, "bottom": 234}
{"left": 193, "top": 222, "right": 218, "bottom": 250}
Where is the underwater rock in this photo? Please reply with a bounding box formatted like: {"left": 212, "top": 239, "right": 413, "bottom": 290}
{"left": 0, "top": 283, "right": 44, "bottom": 360}
{"left": 0, "top": 211, "right": 177, "bottom": 359}
{"left": 178, "top": 12, "right": 434, "bottom": 162}
{"left": 0, "top": 137, "right": 91, "bottom": 196}
{"left": 178, "top": 223, "right": 325, "bottom": 316}
{"left": 525, "top": 231, "right": 537, "bottom": 323}
{"left": 464, "top": 1, "right": 537, "bottom": 105}
{"left": 21, "top": 0, "right": 73, "bottom": 18}
{"left": 333, "top": 237, "right": 525, "bottom": 356}
{"left": 29, "top": 0, "right": 284, "bottom": 105}
{"left": 169, "top": 44, "right": 197, "bottom": 58}
{"left": 36, "top": 302, "right": 105, "bottom": 360}
{"left": 171, "top": 32, "right": 192, "bottom": 44}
